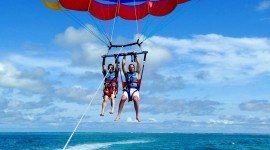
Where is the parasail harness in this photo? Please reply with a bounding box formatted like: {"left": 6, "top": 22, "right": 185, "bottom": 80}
{"left": 102, "top": 59, "right": 119, "bottom": 98}
{"left": 102, "top": 42, "right": 148, "bottom": 101}
{"left": 121, "top": 51, "right": 147, "bottom": 102}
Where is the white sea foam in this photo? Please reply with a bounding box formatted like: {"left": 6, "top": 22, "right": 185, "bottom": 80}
{"left": 57, "top": 140, "right": 151, "bottom": 150}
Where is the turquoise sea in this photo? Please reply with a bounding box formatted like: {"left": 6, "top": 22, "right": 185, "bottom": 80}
{"left": 1, "top": 132, "right": 270, "bottom": 150}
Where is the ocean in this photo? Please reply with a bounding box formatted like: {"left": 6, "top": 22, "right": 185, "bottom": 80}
{"left": 1, "top": 132, "right": 270, "bottom": 150}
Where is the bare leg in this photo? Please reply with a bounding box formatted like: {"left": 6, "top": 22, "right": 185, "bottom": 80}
{"left": 109, "top": 93, "right": 115, "bottom": 114}
{"left": 114, "top": 95, "right": 127, "bottom": 121}
{"left": 100, "top": 95, "right": 109, "bottom": 116}
{"left": 133, "top": 96, "right": 141, "bottom": 122}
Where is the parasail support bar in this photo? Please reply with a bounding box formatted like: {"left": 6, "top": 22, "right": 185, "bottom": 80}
{"left": 108, "top": 39, "right": 143, "bottom": 50}
{"left": 102, "top": 51, "right": 148, "bottom": 58}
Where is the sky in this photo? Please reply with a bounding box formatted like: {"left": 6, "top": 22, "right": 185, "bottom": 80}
{"left": 1, "top": 0, "right": 270, "bottom": 134}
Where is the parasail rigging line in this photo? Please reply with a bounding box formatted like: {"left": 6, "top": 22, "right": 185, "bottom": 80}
{"left": 62, "top": 10, "right": 110, "bottom": 46}
{"left": 62, "top": 46, "right": 124, "bottom": 150}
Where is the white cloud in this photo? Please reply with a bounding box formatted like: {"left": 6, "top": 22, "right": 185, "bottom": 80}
{"left": 256, "top": 1, "right": 270, "bottom": 11}
{"left": 55, "top": 25, "right": 102, "bottom": 48}
{"left": 54, "top": 85, "right": 96, "bottom": 103}
{"left": 218, "top": 115, "right": 270, "bottom": 128}
{"left": 143, "top": 38, "right": 173, "bottom": 69}
{"left": 126, "top": 117, "right": 134, "bottom": 122}
{"left": 6, "top": 100, "right": 21, "bottom": 109}
{"left": 71, "top": 42, "right": 106, "bottom": 66}
{"left": 54, "top": 25, "right": 108, "bottom": 67}
{"left": 23, "top": 115, "right": 35, "bottom": 121}
{"left": 0, "top": 62, "right": 49, "bottom": 93}
{"left": 208, "top": 119, "right": 234, "bottom": 125}
{"left": 53, "top": 27, "right": 270, "bottom": 86}
{"left": 239, "top": 100, "right": 270, "bottom": 113}
{"left": 126, "top": 117, "right": 139, "bottom": 123}
{"left": 147, "top": 34, "right": 270, "bottom": 84}
{"left": 148, "top": 118, "right": 158, "bottom": 122}
{"left": 8, "top": 54, "right": 69, "bottom": 68}
{"left": 142, "top": 96, "right": 222, "bottom": 116}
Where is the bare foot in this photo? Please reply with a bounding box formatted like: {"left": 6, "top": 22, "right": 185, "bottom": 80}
{"left": 109, "top": 111, "right": 114, "bottom": 114}
{"left": 114, "top": 116, "right": 120, "bottom": 121}
{"left": 100, "top": 113, "right": 104, "bottom": 116}
{"left": 136, "top": 117, "right": 141, "bottom": 122}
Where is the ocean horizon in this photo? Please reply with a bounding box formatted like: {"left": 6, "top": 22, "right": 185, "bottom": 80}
{"left": 1, "top": 132, "right": 270, "bottom": 150}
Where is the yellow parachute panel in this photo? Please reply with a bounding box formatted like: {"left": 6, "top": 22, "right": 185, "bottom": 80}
{"left": 42, "top": 0, "right": 63, "bottom": 10}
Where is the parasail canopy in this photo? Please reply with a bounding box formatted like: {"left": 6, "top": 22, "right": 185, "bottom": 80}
{"left": 43, "top": 0, "right": 189, "bottom": 20}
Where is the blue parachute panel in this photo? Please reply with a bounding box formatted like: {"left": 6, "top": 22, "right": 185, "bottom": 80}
{"left": 101, "top": 0, "right": 157, "bottom": 3}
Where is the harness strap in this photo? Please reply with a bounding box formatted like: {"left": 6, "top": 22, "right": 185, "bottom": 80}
{"left": 118, "top": 51, "right": 147, "bottom": 100}
{"left": 123, "top": 88, "right": 138, "bottom": 102}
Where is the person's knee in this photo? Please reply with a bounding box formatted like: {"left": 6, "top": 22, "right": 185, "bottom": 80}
{"left": 103, "top": 98, "right": 109, "bottom": 103}
{"left": 121, "top": 96, "right": 127, "bottom": 102}
{"left": 122, "top": 98, "right": 127, "bottom": 103}
{"left": 110, "top": 97, "right": 115, "bottom": 101}
{"left": 104, "top": 95, "right": 109, "bottom": 99}
{"left": 133, "top": 96, "right": 139, "bottom": 102}
{"left": 110, "top": 93, "right": 115, "bottom": 99}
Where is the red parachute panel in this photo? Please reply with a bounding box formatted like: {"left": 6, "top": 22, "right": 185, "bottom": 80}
{"left": 58, "top": 0, "right": 189, "bottom": 20}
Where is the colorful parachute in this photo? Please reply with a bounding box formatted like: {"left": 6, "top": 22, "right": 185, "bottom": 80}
{"left": 43, "top": 0, "right": 189, "bottom": 20}
{"left": 43, "top": 0, "right": 189, "bottom": 48}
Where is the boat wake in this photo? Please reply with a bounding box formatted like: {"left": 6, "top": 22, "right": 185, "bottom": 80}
{"left": 57, "top": 139, "right": 152, "bottom": 150}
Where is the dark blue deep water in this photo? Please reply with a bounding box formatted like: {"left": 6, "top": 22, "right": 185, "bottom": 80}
{"left": 1, "top": 132, "right": 270, "bottom": 150}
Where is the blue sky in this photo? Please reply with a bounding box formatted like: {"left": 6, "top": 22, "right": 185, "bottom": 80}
{"left": 1, "top": 0, "right": 270, "bottom": 134}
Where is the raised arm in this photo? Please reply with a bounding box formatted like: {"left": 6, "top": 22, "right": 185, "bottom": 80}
{"left": 122, "top": 55, "right": 127, "bottom": 74}
{"left": 115, "top": 55, "right": 120, "bottom": 72}
{"left": 135, "top": 53, "right": 141, "bottom": 74}
{"left": 102, "top": 56, "right": 106, "bottom": 76}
